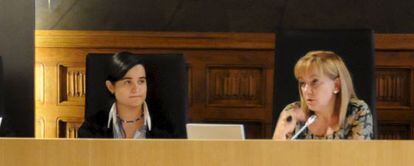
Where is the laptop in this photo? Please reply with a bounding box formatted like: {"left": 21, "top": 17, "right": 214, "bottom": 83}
{"left": 186, "top": 123, "right": 245, "bottom": 140}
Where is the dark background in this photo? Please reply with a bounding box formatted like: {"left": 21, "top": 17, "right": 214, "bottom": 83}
{"left": 0, "top": 0, "right": 34, "bottom": 136}
{"left": 0, "top": 0, "right": 413, "bottom": 137}
{"left": 36, "top": 0, "right": 414, "bottom": 33}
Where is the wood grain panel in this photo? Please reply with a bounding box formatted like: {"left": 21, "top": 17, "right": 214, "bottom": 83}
{"left": 34, "top": 31, "right": 414, "bottom": 139}
{"left": 35, "top": 63, "right": 44, "bottom": 104}
{"left": 35, "top": 117, "right": 45, "bottom": 138}
{"left": 378, "top": 121, "right": 412, "bottom": 139}
{"left": 56, "top": 117, "right": 83, "bottom": 138}
{"left": 2, "top": 139, "right": 414, "bottom": 166}
{"left": 374, "top": 35, "right": 414, "bottom": 139}
{"left": 35, "top": 30, "right": 274, "bottom": 49}
{"left": 58, "top": 64, "right": 86, "bottom": 105}
{"left": 35, "top": 31, "right": 275, "bottom": 138}
{"left": 375, "top": 34, "right": 414, "bottom": 50}
{"left": 376, "top": 67, "right": 411, "bottom": 108}
{"left": 207, "top": 66, "right": 264, "bottom": 107}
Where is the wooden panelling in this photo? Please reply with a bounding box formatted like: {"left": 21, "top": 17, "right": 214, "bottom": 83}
{"left": 375, "top": 49, "right": 414, "bottom": 139}
{"left": 187, "top": 66, "right": 194, "bottom": 107}
{"left": 184, "top": 51, "right": 274, "bottom": 136}
{"left": 375, "top": 34, "right": 414, "bottom": 50}
{"left": 35, "top": 31, "right": 274, "bottom": 49}
{"left": 35, "top": 31, "right": 275, "bottom": 138}
{"left": 378, "top": 121, "right": 413, "bottom": 139}
{"left": 35, "top": 31, "right": 414, "bottom": 139}
{"left": 376, "top": 67, "right": 411, "bottom": 108}
{"left": 207, "top": 66, "right": 264, "bottom": 107}
{"left": 35, "top": 117, "right": 45, "bottom": 138}
{"left": 57, "top": 118, "right": 83, "bottom": 138}
{"left": 58, "top": 64, "right": 86, "bottom": 105}
{"left": 35, "top": 63, "right": 45, "bottom": 104}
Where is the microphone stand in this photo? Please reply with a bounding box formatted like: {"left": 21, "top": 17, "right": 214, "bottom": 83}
{"left": 291, "top": 115, "right": 317, "bottom": 140}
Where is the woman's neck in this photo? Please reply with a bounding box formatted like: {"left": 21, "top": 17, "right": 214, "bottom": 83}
{"left": 309, "top": 98, "right": 340, "bottom": 136}
{"left": 116, "top": 103, "right": 143, "bottom": 121}
{"left": 314, "top": 97, "right": 337, "bottom": 127}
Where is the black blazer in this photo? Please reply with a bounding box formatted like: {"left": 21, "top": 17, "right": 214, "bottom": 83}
{"left": 78, "top": 109, "right": 175, "bottom": 138}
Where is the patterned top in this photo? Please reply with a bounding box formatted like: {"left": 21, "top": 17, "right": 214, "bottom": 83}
{"left": 283, "top": 99, "right": 373, "bottom": 139}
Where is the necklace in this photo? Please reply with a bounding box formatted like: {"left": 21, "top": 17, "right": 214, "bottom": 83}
{"left": 117, "top": 113, "right": 144, "bottom": 124}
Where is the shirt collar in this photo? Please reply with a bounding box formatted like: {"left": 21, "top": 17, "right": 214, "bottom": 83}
{"left": 107, "top": 101, "right": 152, "bottom": 131}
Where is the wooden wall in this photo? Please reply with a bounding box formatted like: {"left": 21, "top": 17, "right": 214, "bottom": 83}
{"left": 375, "top": 35, "right": 414, "bottom": 139}
{"left": 34, "top": 31, "right": 414, "bottom": 139}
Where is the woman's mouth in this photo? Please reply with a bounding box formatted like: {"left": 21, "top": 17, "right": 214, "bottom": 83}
{"left": 306, "top": 99, "right": 315, "bottom": 104}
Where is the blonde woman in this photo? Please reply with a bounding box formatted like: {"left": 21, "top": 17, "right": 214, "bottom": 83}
{"left": 273, "top": 51, "right": 373, "bottom": 140}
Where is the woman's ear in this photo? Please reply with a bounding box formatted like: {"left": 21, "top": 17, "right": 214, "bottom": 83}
{"left": 105, "top": 80, "right": 115, "bottom": 94}
{"left": 334, "top": 77, "right": 341, "bottom": 94}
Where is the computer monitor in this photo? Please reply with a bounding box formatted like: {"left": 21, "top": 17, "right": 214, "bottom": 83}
{"left": 186, "top": 123, "right": 245, "bottom": 140}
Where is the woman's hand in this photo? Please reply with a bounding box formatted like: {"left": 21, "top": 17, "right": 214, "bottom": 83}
{"left": 273, "top": 104, "right": 306, "bottom": 140}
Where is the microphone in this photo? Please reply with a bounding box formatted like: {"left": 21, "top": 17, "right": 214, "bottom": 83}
{"left": 290, "top": 115, "right": 317, "bottom": 140}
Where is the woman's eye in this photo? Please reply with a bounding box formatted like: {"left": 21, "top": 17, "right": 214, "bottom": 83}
{"left": 138, "top": 79, "right": 146, "bottom": 84}
{"left": 124, "top": 80, "right": 131, "bottom": 85}
{"left": 310, "top": 79, "right": 320, "bottom": 87}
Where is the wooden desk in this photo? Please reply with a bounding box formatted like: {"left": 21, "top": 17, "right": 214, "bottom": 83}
{"left": 0, "top": 138, "right": 413, "bottom": 166}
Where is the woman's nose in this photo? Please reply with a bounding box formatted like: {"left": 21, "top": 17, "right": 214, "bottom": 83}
{"left": 302, "top": 84, "right": 312, "bottom": 94}
{"left": 131, "top": 82, "right": 138, "bottom": 92}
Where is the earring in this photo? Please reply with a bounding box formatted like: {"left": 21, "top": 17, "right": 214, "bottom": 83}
{"left": 333, "top": 90, "right": 338, "bottom": 94}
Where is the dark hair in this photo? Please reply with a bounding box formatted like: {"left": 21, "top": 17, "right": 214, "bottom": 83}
{"left": 107, "top": 51, "right": 145, "bottom": 83}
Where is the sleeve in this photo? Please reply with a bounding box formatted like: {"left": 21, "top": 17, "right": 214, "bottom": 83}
{"left": 77, "top": 120, "right": 99, "bottom": 138}
{"left": 77, "top": 113, "right": 110, "bottom": 138}
{"left": 273, "top": 102, "right": 301, "bottom": 139}
{"left": 348, "top": 102, "right": 374, "bottom": 140}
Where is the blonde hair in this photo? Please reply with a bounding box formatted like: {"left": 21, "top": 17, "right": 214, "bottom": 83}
{"left": 294, "top": 50, "right": 357, "bottom": 128}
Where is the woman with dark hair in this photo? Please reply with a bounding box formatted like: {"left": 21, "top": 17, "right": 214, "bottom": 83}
{"left": 78, "top": 52, "right": 167, "bottom": 138}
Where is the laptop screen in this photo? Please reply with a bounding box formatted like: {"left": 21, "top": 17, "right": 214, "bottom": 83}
{"left": 186, "top": 123, "right": 245, "bottom": 140}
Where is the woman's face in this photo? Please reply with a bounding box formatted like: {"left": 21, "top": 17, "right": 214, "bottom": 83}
{"left": 298, "top": 68, "right": 339, "bottom": 112}
{"left": 106, "top": 65, "right": 147, "bottom": 108}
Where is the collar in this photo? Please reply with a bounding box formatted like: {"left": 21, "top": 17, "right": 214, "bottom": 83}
{"left": 107, "top": 101, "right": 152, "bottom": 131}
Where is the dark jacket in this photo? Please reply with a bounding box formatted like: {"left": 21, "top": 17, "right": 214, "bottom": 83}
{"left": 78, "top": 109, "right": 177, "bottom": 138}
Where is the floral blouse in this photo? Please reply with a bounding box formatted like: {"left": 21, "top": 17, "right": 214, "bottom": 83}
{"left": 284, "top": 99, "right": 373, "bottom": 140}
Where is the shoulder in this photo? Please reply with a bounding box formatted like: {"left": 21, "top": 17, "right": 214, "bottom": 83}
{"left": 85, "top": 110, "right": 110, "bottom": 126}
{"left": 78, "top": 110, "right": 112, "bottom": 138}
{"left": 282, "top": 101, "right": 301, "bottom": 112}
{"left": 344, "top": 98, "right": 374, "bottom": 139}
{"left": 347, "top": 99, "right": 371, "bottom": 117}
{"left": 344, "top": 98, "right": 373, "bottom": 127}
